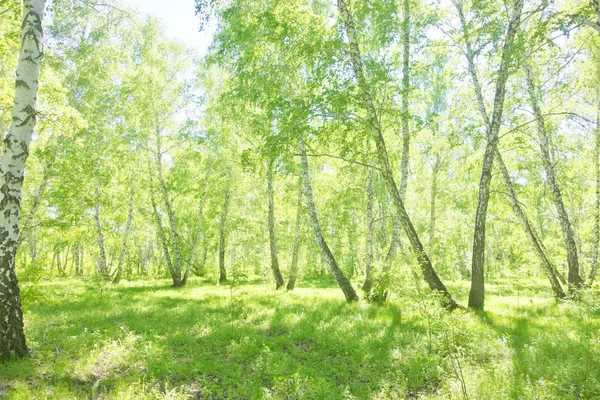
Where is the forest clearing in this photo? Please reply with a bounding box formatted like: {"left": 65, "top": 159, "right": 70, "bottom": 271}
{"left": 1, "top": 0, "right": 600, "bottom": 398}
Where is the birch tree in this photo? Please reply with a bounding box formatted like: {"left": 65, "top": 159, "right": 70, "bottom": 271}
{"left": 0, "top": 0, "right": 46, "bottom": 360}
{"left": 452, "top": 0, "right": 524, "bottom": 309}
{"left": 337, "top": 0, "right": 459, "bottom": 309}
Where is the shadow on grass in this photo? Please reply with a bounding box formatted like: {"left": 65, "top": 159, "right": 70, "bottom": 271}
{"left": 2, "top": 280, "right": 437, "bottom": 399}
{"left": 4, "top": 279, "right": 599, "bottom": 399}
{"left": 475, "top": 301, "right": 600, "bottom": 399}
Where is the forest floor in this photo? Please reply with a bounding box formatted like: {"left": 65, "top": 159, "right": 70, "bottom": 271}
{"left": 1, "top": 277, "right": 599, "bottom": 399}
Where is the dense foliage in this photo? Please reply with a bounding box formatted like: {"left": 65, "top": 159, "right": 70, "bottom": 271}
{"left": 1, "top": 0, "right": 600, "bottom": 397}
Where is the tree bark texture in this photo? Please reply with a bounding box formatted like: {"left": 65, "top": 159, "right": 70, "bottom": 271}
{"left": 525, "top": 64, "right": 584, "bottom": 292}
{"left": 286, "top": 175, "right": 303, "bottom": 291}
{"left": 299, "top": 134, "right": 358, "bottom": 302}
{"left": 337, "top": 0, "right": 458, "bottom": 309}
{"left": 219, "top": 183, "right": 230, "bottom": 284}
{"left": 267, "top": 159, "right": 285, "bottom": 289}
{"left": 0, "top": 0, "right": 46, "bottom": 360}
{"left": 459, "top": 0, "right": 524, "bottom": 309}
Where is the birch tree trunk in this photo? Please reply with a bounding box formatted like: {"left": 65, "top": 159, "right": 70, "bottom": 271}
{"left": 94, "top": 183, "right": 110, "bottom": 281}
{"left": 457, "top": 0, "right": 523, "bottom": 309}
{"left": 525, "top": 65, "right": 584, "bottom": 292}
{"left": 337, "top": 0, "right": 458, "bottom": 309}
{"left": 361, "top": 162, "right": 375, "bottom": 293}
{"left": 266, "top": 159, "right": 285, "bottom": 289}
{"left": 286, "top": 176, "right": 303, "bottom": 291}
{"left": 399, "top": 0, "right": 411, "bottom": 203}
{"left": 455, "top": 0, "right": 565, "bottom": 298}
{"left": 219, "top": 184, "right": 230, "bottom": 284}
{"left": 496, "top": 150, "right": 566, "bottom": 298}
{"left": 185, "top": 165, "right": 212, "bottom": 284}
{"left": 572, "top": 0, "right": 600, "bottom": 33}
{"left": 17, "top": 160, "right": 52, "bottom": 249}
{"left": 428, "top": 158, "right": 440, "bottom": 253}
{"left": 148, "top": 160, "right": 176, "bottom": 283}
{"left": 74, "top": 244, "right": 81, "bottom": 276}
{"left": 299, "top": 135, "right": 358, "bottom": 302}
{"left": 385, "top": 0, "right": 411, "bottom": 262}
{"left": 590, "top": 99, "right": 600, "bottom": 284}
{"left": 29, "top": 225, "right": 37, "bottom": 264}
{"left": 0, "top": 0, "right": 46, "bottom": 359}
{"left": 155, "top": 127, "right": 184, "bottom": 287}
{"left": 113, "top": 183, "right": 135, "bottom": 284}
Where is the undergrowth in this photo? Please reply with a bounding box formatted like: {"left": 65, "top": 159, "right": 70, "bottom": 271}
{"left": 1, "top": 278, "right": 598, "bottom": 399}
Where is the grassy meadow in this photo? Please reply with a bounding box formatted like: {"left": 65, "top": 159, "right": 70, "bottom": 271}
{"left": 1, "top": 278, "right": 599, "bottom": 399}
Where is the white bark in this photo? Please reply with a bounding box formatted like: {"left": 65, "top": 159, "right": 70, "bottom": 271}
{"left": 0, "top": 0, "right": 46, "bottom": 359}
{"left": 337, "top": 0, "right": 458, "bottom": 308}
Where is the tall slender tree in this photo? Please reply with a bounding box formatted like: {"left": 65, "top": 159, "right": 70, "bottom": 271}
{"left": 299, "top": 134, "right": 358, "bottom": 302}
{"left": 286, "top": 176, "right": 303, "bottom": 291}
{"left": 0, "top": 0, "right": 46, "bottom": 360}
{"left": 219, "top": 183, "right": 231, "bottom": 284}
{"left": 337, "top": 0, "right": 458, "bottom": 309}
{"left": 454, "top": 0, "right": 563, "bottom": 298}
{"left": 454, "top": 0, "right": 524, "bottom": 310}
{"left": 524, "top": 64, "right": 584, "bottom": 292}
{"left": 266, "top": 159, "right": 285, "bottom": 289}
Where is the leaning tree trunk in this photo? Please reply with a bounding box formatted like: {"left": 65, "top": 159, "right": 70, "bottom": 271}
{"left": 591, "top": 99, "right": 600, "bottom": 285}
{"left": 266, "top": 159, "right": 285, "bottom": 289}
{"left": 457, "top": 0, "right": 523, "bottom": 310}
{"left": 456, "top": 0, "right": 549, "bottom": 304}
{"left": 361, "top": 161, "right": 375, "bottom": 293}
{"left": 299, "top": 135, "right": 358, "bottom": 302}
{"left": 155, "top": 127, "right": 184, "bottom": 287}
{"left": 525, "top": 65, "right": 584, "bottom": 292}
{"left": 113, "top": 183, "right": 135, "bottom": 284}
{"left": 218, "top": 184, "right": 230, "bottom": 284}
{"left": 0, "top": 0, "right": 46, "bottom": 360}
{"left": 572, "top": 0, "right": 600, "bottom": 33}
{"left": 287, "top": 176, "right": 303, "bottom": 291}
{"left": 337, "top": 0, "right": 458, "bottom": 309}
{"left": 496, "top": 150, "right": 566, "bottom": 298}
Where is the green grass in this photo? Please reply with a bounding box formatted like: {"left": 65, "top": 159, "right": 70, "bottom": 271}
{"left": 1, "top": 277, "right": 599, "bottom": 399}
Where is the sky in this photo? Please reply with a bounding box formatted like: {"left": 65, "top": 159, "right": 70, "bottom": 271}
{"left": 124, "top": 0, "right": 215, "bottom": 55}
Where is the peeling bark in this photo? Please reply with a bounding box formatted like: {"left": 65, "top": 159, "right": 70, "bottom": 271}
{"left": 0, "top": 0, "right": 46, "bottom": 360}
